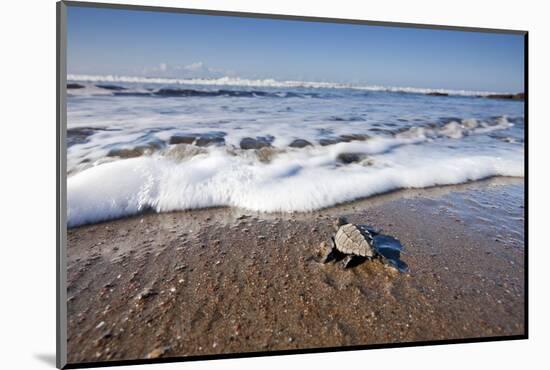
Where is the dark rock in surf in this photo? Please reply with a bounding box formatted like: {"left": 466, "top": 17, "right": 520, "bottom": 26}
{"left": 169, "top": 135, "right": 197, "bottom": 145}
{"left": 96, "top": 84, "right": 127, "bottom": 91}
{"left": 329, "top": 116, "right": 365, "bottom": 122}
{"left": 288, "top": 139, "right": 313, "bottom": 148}
{"left": 240, "top": 137, "right": 273, "bottom": 150}
{"left": 339, "top": 134, "right": 370, "bottom": 142}
{"left": 336, "top": 153, "right": 364, "bottom": 164}
{"left": 67, "top": 83, "right": 85, "bottom": 89}
{"left": 368, "top": 128, "right": 393, "bottom": 135}
{"left": 67, "top": 127, "right": 107, "bottom": 147}
{"left": 486, "top": 92, "right": 524, "bottom": 101}
{"left": 113, "top": 92, "right": 153, "bottom": 97}
{"left": 319, "top": 138, "right": 340, "bottom": 146}
{"left": 106, "top": 141, "right": 163, "bottom": 158}
{"left": 67, "top": 127, "right": 96, "bottom": 146}
{"left": 155, "top": 88, "right": 217, "bottom": 97}
{"left": 169, "top": 132, "right": 226, "bottom": 147}
{"left": 426, "top": 92, "right": 449, "bottom": 96}
{"left": 106, "top": 147, "right": 148, "bottom": 158}
{"left": 319, "top": 134, "right": 369, "bottom": 146}
{"left": 195, "top": 135, "right": 225, "bottom": 147}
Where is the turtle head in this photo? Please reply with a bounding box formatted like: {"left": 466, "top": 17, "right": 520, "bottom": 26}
{"left": 333, "top": 216, "right": 349, "bottom": 230}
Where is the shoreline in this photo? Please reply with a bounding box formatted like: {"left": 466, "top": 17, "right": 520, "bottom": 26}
{"left": 66, "top": 177, "right": 525, "bottom": 364}
{"left": 67, "top": 176, "right": 524, "bottom": 230}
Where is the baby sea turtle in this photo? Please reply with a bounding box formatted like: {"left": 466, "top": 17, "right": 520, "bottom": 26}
{"left": 321, "top": 216, "right": 405, "bottom": 269}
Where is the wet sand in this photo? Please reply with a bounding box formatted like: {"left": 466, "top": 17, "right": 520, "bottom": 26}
{"left": 66, "top": 178, "right": 525, "bottom": 364}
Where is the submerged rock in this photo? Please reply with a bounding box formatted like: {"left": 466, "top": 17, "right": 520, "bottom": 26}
{"left": 155, "top": 88, "right": 217, "bottom": 97}
{"left": 319, "top": 138, "right": 340, "bottom": 146}
{"left": 288, "top": 139, "right": 313, "bottom": 148}
{"left": 240, "top": 136, "right": 273, "bottom": 150}
{"left": 336, "top": 153, "right": 364, "bottom": 164}
{"left": 106, "top": 147, "right": 149, "bottom": 158}
{"left": 169, "top": 134, "right": 196, "bottom": 145}
{"left": 486, "top": 92, "right": 524, "bottom": 101}
{"left": 67, "top": 127, "right": 108, "bottom": 147}
{"left": 107, "top": 141, "right": 163, "bottom": 158}
{"left": 96, "top": 84, "right": 127, "bottom": 91}
{"left": 169, "top": 133, "right": 226, "bottom": 147}
{"left": 195, "top": 135, "right": 225, "bottom": 147}
{"left": 319, "top": 134, "right": 369, "bottom": 146}
{"left": 339, "top": 134, "right": 370, "bottom": 142}
{"left": 67, "top": 83, "right": 85, "bottom": 89}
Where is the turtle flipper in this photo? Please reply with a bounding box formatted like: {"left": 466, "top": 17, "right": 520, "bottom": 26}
{"left": 376, "top": 251, "right": 408, "bottom": 272}
{"left": 341, "top": 255, "right": 367, "bottom": 269}
{"left": 358, "top": 224, "right": 382, "bottom": 236}
{"left": 341, "top": 255, "right": 354, "bottom": 269}
{"left": 371, "top": 235, "right": 408, "bottom": 272}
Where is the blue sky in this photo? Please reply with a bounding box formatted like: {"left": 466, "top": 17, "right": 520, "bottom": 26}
{"left": 67, "top": 5, "right": 524, "bottom": 92}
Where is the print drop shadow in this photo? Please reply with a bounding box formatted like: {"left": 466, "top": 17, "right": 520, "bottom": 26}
{"left": 33, "top": 353, "right": 56, "bottom": 367}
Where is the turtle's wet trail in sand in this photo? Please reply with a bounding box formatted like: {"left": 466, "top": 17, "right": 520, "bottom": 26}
{"left": 66, "top": 177, "right": 524, "bottom": 364}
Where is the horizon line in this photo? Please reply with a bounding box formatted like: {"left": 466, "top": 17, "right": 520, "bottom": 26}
{"left": 67, "top": 73, "right": 522, "bottom": 96}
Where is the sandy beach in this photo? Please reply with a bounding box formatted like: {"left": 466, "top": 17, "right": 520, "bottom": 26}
{"left": 66, "top": 177, "right": 525, "bottom": 364}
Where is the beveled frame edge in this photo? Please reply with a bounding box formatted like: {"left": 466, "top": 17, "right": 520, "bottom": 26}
{"left": 61, "top": 0, "right": 527, "bottom": 35}
{"left": 57, "top": 1, "right": 68, "bottom": 368}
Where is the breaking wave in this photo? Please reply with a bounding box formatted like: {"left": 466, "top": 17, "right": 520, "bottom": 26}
{"left": 67, "top": 133, "right": 523, "bottom": 227}
{"left": 67, "top": 151, "right": 523, "bottom": 228}
{"left": 68, "top": 74, "right": 507, "bottom": 97}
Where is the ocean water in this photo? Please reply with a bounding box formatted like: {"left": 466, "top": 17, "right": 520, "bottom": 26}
{"left": 66, "top": 75, "right": 524, "bottom": 227}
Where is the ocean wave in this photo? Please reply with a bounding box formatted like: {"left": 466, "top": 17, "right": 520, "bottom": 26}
{"left": 112, "top": 88, "right": 319, "bottom": 98}
{"left": 394, "top": 116, "right": 514, "bottom": 140}
{"left": 67, "top": 137, "right": 523, "bottom": 227}
{"left": 67, "top": 74, "right": 507, "bottom": 97}
{"left": 66, "top": 115, "right": 520, "bottom": 178}
{"left": 68, "top": 83, "right": 322, "bottom": 99}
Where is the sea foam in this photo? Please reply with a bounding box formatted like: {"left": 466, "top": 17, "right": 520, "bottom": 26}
{"left": 67, "top": 140, "right": 523, "bottom": 227}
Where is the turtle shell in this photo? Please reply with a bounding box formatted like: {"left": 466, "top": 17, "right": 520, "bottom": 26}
{"left": 334, "top": 224, "right": 375, "bottom": 257}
